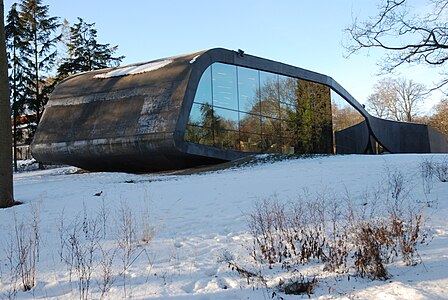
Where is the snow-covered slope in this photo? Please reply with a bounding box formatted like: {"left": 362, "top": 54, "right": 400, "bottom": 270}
{"left": 1, "top": 154, "right": 447, "bottom": 299}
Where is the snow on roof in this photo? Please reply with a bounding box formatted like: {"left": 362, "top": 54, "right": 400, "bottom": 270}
{"left": 94, "top": 59, "right": 173, "bottom": 79}
{"left": 189, "top": 55, "right": 200, "bottom": 64}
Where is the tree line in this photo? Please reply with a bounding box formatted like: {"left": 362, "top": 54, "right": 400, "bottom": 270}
{"left": 5, "top": 0, "right": 124, "bottom": 171}
{"left": 365, "top": 77, "right": 447, "bottom": 136}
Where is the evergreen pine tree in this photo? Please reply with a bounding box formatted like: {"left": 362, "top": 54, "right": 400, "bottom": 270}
{"left": 5, "top": 2, "right": 28, "bottom": 171}
{"left": 19, "top": 0, "right": 60, "bottom": 129}
{"left": 57, "top": 17, "right": 124, "bottom": 78}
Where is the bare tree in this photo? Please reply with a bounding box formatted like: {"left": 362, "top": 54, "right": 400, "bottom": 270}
{"left": 0, "top": 0, "right": 14, "bottom": 208}
{"left": 428, "top": 99, "right": 448, "bottom": 135}
{"left": 367, "top": 77, "right": 425, "bottom": 122}
{"left": 394, "top": 77, "right": 426, "bottom": 121}
{"left": 345, "top": 0, "right": 448, "bottom": 91}
{"left": 366, "top": 78, "right": 395, "bottom": 119}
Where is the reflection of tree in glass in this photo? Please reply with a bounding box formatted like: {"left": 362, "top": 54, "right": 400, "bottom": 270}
{"left": 331, "top": 103, "right": 364, "bottom": 132}
{"left": 214, "top": 130, "right": 239, "bottom": 150}
{"left": 239, "top": 113, "right": 260, "bottom": 134}
{"left": 259, "top": 77, "right": 280, "bottom": 118}
{"left": 186, "top": 103, "right": 239, "bottom": 149}
{"left": 279, "top": 77, "right": 297, "bottom": 106}
{"left": 186, "top": 104, "right": 224, "bottom": 130}
{"left": 185, "top": 104, "right": 216, "bottom": 145}
{"left": 286, "top": 80, "right": 333, "bottom": 154}
{"left": 242, "top": 76, "right": 280, "bottom": 118}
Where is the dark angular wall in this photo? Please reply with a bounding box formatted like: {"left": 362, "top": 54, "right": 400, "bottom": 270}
{"left": 335, "top": 121, "right": 370, "bottom": 154}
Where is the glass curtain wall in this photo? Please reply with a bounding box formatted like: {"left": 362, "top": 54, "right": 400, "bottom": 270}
{"left": 185, "top": 62, "right": 365, "bottom": 154}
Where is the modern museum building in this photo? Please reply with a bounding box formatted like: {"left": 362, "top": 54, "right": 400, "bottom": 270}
{"left": 31, "top": 48, "right": 448, "bottom": 172}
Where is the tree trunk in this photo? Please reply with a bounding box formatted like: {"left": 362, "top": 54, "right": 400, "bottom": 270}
{"left": 0, "top": 0, "right": 14, "bottom": 208}
{"left": 13, "top": 46, "right": 17, "bottom": 172}
{"left": 33, "top": 29, "right": 43, "bottom": 170}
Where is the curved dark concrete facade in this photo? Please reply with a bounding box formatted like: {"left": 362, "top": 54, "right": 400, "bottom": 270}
{"left": 31, "top": 48, "right": 448, "bottom": 172}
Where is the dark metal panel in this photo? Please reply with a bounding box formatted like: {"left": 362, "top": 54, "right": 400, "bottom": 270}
{"left": 335, "top": 121, "right": 370, "bottom": 154}
{"left": 427, "top": 125, "right": 448, "bottom": 153}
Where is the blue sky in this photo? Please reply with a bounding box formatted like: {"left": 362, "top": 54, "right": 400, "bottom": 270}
{"left": 3, "top": 0, "right": 441, "bottom": 112}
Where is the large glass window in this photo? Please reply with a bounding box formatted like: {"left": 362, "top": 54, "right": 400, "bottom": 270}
{"left": 185, "top": 62, "right": 366, "bottom": 155}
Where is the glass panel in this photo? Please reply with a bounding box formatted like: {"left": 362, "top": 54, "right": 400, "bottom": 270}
{"left": 238, "top": 67, "right": 260, "bottom": 114}
{"left": 281, "top": 138, "right": 296, "bottom": 154}
{"left": 282, "top": 120, "right": 295, "bottom": 139}
{"left": 259, "top": 71, "right": 280, "bottom": 118}
{"left": 239, "top": 112, "right": 261, "bottom": 134}
{"left": 279, "top": 75, "right": 297, "bottom": 106}
{"left": 261, "top": 134, "right": 282, "bottom": 153}
{"left": 280, "top": 102, "right": 295, "bottom": 120}
{"left": 212, "top": 63, "right": 238, "bottom": 110}
{"left": 239, "top": 132, "right": 262, "bottom": 153}
{"left": 194, "top": 66, "right": 212, "bottom": 105}
{"left": 261, "top": 117, "right": 282, "bottom": 137}
{"left": 261, "top": 117, "right": 282, "bottom": 153}
{"left": 188, "top": 103, "right": 214, "bottom": 128}
{"left": 331, "top": 90, "right": 364, "bottom": 132}
{"left": 281, "top": 79, "right": 333, "bottom": 154}
{"left": 185, "top": 125, "right": 213, "bottom": 146}
{"left": 213, "top": 107, "right": 239, "bottom": 131}
{"left": 214, "top": 130, "right": 239, "bottom": 150}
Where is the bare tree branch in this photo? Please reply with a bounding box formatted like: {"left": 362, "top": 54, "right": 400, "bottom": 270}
{"left": 345, "top": 0, "right": 448, "bottom": 90}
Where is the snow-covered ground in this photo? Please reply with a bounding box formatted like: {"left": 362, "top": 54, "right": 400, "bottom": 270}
{"left": 1, "top": 154, "right": 448, "bottom": 299}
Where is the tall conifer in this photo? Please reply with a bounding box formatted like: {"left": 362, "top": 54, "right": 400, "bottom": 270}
{"left": 57, "top": 17, "right": 124, "bottom": 78}
{"left": 19, "top": 0, "right": 59, "bottom": 128}
{"left": 6, "top": 2, "right": 28, "bottom": 171}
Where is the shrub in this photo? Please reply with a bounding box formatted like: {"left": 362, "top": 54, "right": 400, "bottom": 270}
{"left": 353, "top": 221, "right": 392, "bottom": 280}
{"left": 248, "top": 196, "right": 331, "bottom": 268}
{"left": 245, "top": 166, "right": 428, "bottom": 286}
{"left": 435, "top": 159, "right": 448, "bottom": 182}
{"left": 59, "top": 206, "right": 101, "bottom": 300}
{"left": 13, "top": 206, "right": 40, "bottom": 292}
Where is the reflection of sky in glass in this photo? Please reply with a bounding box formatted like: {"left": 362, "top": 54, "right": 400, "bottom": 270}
{"left": 260, "top": 71, "right": 278, "bottom": 89}
{"left": 188, "top": 103, "right": 205, "bottom": 125}
{"left": 193, "top": 66, "right": 212, "bottom": 105}
{"left": 238, "top": 67, "right": 259, "bottom": 113}
{"left": 331, "top": 88, "right": 365, "bottom": 132}
{"left": 331, "top": 89, "right": 351, "bottom": 109}
{"left": 212, "top": 63, "right": 238, "bottom": 110}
